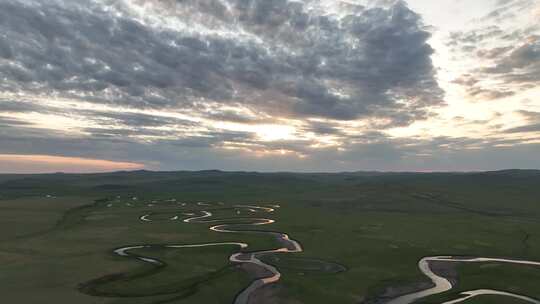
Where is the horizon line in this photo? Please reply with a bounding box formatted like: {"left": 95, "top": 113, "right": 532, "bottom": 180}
{"left": 1, "top": 168, "right": 539, "bottom": 175}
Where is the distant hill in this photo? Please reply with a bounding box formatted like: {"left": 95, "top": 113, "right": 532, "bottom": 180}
{"left": 1, "top": 169, "right": 539, "bottom": 200}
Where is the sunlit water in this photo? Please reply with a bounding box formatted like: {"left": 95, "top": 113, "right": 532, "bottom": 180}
{"left": 117, "top": 203, "right": 301, "bottom": 304}
{"left": 388, "top": 256, "right": 540, "bottom": 304}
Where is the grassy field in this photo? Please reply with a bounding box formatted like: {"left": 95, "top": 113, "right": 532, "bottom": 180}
{"left": 0, "top": 170, "right": 539, "bottom": 304}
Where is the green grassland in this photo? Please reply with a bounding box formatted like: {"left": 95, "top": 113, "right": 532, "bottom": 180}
{"left": 0, "top": 170, "right": 539, "bottom": 303}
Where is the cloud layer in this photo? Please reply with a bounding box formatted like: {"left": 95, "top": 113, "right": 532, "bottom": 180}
{"left": 447, "top": 0, "right": 540, "bottom": 101}
{"left": 0, "top": 0, "right": 442, "bottom": 123}
{"left": 0, "top": 0, "right": 538, "bottom": 172}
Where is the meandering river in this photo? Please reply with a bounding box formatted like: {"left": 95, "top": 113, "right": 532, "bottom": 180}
{"left": 101, "top": 201, "right": 540, "bottom": 304}
{"left": 117, "top": 203, "right": 303, "bottom": 304}
{"left": 387, "top": 256, "right": 540, "bottom": 304}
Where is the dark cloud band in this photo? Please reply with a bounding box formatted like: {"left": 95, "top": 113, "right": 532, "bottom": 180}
{"left": 0, "top": 0, "right": 442, "bottom": 123}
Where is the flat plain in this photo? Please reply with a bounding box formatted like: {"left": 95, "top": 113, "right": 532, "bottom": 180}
{"left": 1, "top": 170, "right": 539, "bottom": 304}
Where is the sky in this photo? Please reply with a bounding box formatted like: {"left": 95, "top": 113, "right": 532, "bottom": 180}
{"left": 0, "top": 0, "right": 539, "bottom": 173}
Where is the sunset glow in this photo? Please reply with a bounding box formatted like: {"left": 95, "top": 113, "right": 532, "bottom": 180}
{"left": 0, "top": 154, "right": 144, "bottom": 173}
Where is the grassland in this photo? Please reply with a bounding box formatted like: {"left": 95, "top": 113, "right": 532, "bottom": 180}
{"left": 0, "top": 170, "right": 539, "bottom": 304}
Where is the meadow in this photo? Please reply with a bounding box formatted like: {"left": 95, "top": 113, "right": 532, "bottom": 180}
{"left": 1, "top": 170, "right": 539, "bottom": 304}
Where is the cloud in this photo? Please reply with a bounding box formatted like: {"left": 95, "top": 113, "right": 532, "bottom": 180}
{"left": 1, "top": 117, "right": 539, "bottom": 172}
{"left": 504, "top": 111, "right": 540, "bottom": 133}
{"left": 446, "top": 0, "right": 539, "bottom": 102}
{"left": 0, "top": 0, "right": 442, "bottom": 124}
{"left": 79, "top": 110, "right": 198, "bottom": 128}
{"left": 485, "top": 37, "right": 540, "bottom": 70}
{"left": 202, "top": 110, "right": 276, "bottom": 125}
{"left": 0, "top": 0, "right": 538, "bottom": 172}
{"left": 301, "top": 121, "right": 345, "bottom": 135}
{"left": 505, "top": 123, "right": 540, "bottom": 133}
{"left": 0, "top": 116, "right": 32, "bottom": 127}
{"left": 0, "top": 100, "right": 50, "bottom": 113}
{"left": 0, "top": 35, "right": 13, "bottom": 59}
{"left": 482, "top": 0, "right": 539, "bottom": 23}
